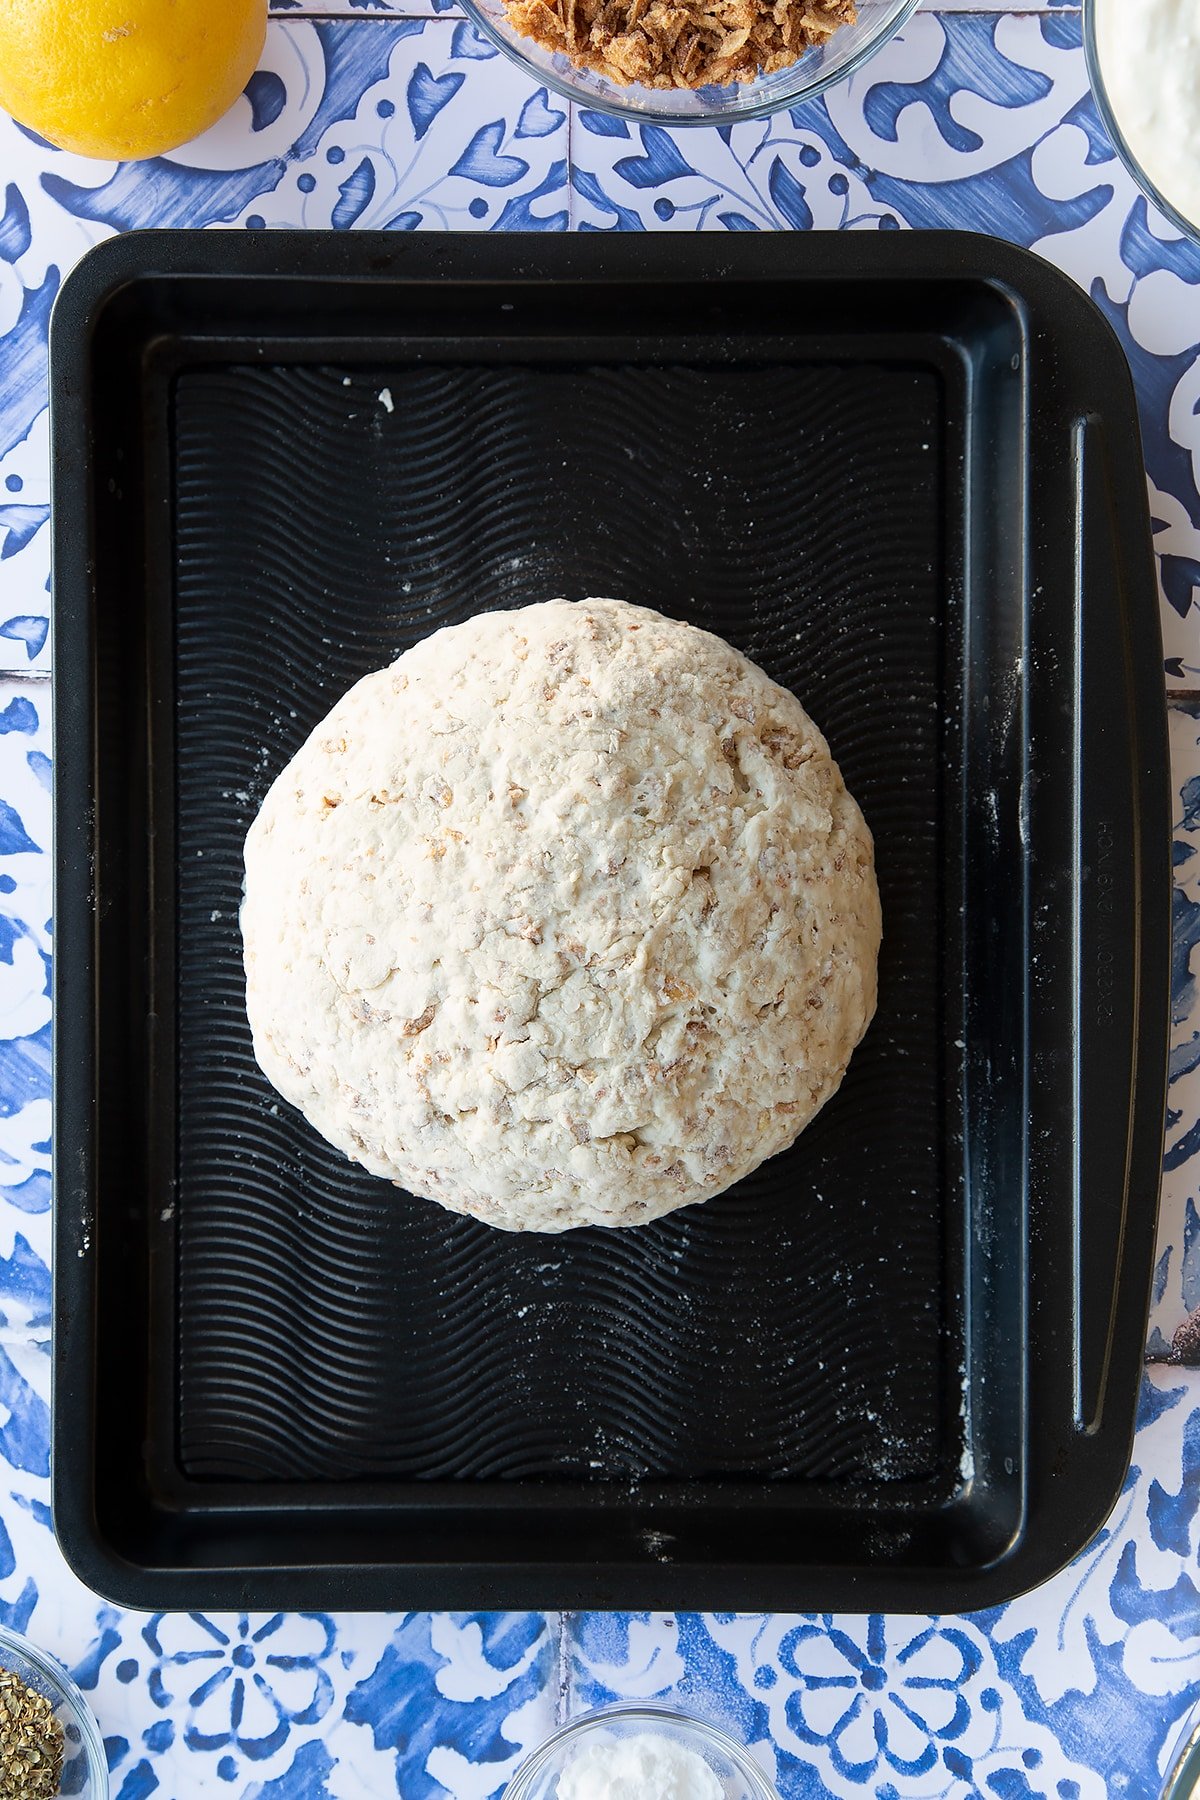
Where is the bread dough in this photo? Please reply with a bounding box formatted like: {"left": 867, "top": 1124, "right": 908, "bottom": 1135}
{"left": 242, "top": 598, "right": 881, "bottom": 1232}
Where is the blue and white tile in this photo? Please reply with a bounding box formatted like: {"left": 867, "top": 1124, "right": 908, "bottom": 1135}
{"left": 819, "top": 12, "right": 1200, "bottom": 687}
{"left": 567, "top": 1370, "right": 1200, "bottom": 1800}
{"left": 0, "top": 673, "right": 60, "bottom": 1671}
{"left": 1, "top": 9, "right": 1197, "bottom": 676}
{"left": 0, "top": 690, "right": 562, "bottom": 1799}
{"left": 267, "top": 0, "right": 1075, "bottom": 13}
{"left": 0, "top": 17, "right": 567, "bottom": 673}
{"left": 0, "top": 9, "right": 1197, "bottom": 1797}
{"left": 932, "top": 0, "right": 1078, "bottom": 8}
{"left": 221, "top": 21, "right": 568, "bottom": 232}
{"left": 568, "top": 103, "right": 907, "bottom": 231}
{"left": 272, "top": 0, "right": 463, "bottom": 16}
{"left": 14, "top": 1586, "right": 558, "bottom": 1799}
{"left": 0, "top": 106, "right": 108, "bottom": 675}
{"left": 1152, "top": 700, "right": 1200, "bottom": 1358}
{"left": 567, "top": 16, "right": 1092, "bottom": 235}
{"left": 574, "top": 1609, "right": 1111, "bottom": 1799}
{"left": 0, "top": 681, "right": 566, "bottom": 1800}
{"left": 69, "top": 1609, "right": 558, "bottom": 1799}
{"left": 568, "top": 11, "right": 1200, "bottom": 686}
{"left": 5, "top": 20, "right": 567, "bottom": 239}
{"left": 0, "top": 680, "right": 50, "bottom": 1250}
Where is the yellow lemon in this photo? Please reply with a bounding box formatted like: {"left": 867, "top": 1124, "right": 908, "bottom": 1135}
{"left": 0, "top": 0, "right": 268, "bottom": 160}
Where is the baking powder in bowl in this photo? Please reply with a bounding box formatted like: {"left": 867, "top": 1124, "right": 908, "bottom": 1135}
{"left": 1093, "top": 0, "right": 1200, "bottom": 228}
{"left": 558, "top": 1733, "right": 724, "bottom": 1800}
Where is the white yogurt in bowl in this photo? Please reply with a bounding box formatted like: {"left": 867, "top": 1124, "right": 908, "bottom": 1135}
{"left": 500, "top": 1704, "right": 781, "bottom": 1800}
{"left": 1088, "top": 0, "right": 1200, "bottom": 235}
{"left": 558, "top": 1734, "right": 724, "bottom": 1800}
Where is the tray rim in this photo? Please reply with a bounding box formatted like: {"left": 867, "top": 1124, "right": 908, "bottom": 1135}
{"left": 49, "top": 229, "right": 1169, "bottom": 1612}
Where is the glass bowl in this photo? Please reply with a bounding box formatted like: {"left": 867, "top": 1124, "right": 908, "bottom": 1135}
{"left": 459, "top": 0, "right": 921, "bottom": 126}
{"left": 1162, "top": 1695, "right": 1200, "bottom": 1799}
{"left": 0, "top": 1621, "right": 109, "bottom": 1798}
{"left": 1083, "top": 0, "right": 1200, "bottom": 247}
{"left": 501, "top": 1703, "right": 781, "bottom": 1800}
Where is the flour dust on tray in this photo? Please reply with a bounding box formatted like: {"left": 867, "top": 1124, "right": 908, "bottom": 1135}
{"left": 242, "top": 598, "right": 881, "bottom": 1232}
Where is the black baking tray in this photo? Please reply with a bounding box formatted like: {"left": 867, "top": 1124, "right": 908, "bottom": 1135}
{"left": 51, "top": 231, "right": 1169, "bottom": 1611}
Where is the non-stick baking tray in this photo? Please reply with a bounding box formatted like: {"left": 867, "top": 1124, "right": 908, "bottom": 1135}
{"left": 51, "top": 231, "right": 1169, "bottom": 1611}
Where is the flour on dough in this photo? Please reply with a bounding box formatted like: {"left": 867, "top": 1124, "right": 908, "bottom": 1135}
{"left": 242, "top": 598, "right": 881, "bottom": 1232}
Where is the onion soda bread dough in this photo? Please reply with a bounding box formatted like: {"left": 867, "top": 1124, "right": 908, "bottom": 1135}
{"left": 242, "top": 598, "right": 881, "bottom": 1232}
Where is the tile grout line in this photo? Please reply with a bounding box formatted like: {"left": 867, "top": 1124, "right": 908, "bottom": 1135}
{"left": 556, "top": 1608, "right": 572, "bottom": 1723}
{"left": 264, "top": 5, "right": 1083, "bottom": 18}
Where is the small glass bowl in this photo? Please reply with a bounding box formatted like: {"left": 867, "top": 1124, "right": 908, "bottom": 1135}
{"left": 501, "top": 1703, "right": 782, "bottom": 1800}
{"left": 1083, "top": 0, "right": 1200, "bottom": 247}
{"left": 459, "top": 0, "right": 921, "bottom": 127}
{"left": 0, "top": 1621, "right": 109, "bottom": 1799}
{"left": 1162, "top": 1695, "right": 1200, "bottom": 1799}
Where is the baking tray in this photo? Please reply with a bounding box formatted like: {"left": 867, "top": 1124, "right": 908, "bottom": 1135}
{"left": 51, "top": 231, "right": 1169, "bottom": 1611}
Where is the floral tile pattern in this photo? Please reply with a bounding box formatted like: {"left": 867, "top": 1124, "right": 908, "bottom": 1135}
{"left": 568, "top": 11, "right": 1200, "bottom": 693}
{"left": 266, "top": 0, "right": 1074, "bottom": 14}
{"left": 0, "top": 6, "right": 1197, "bottom": 1797}
{"left": 0, "top": 12, "right": 1197, "bottom": 679}
{"left": 222, "top": 23, "right": 569, "bottom": 233}
{"left": 0, "top": 16, "right": 569, "bottom": 674}
{"left": 272, "top": 1, "right": 464, "bottom": 17}
{"left": 1154, "top": 701, "right": 1200, "bottom": 1359}
{"left": 85, "top": 1610, "right": 558, "bottom": 1798}
{"left": 567, "top": 103, "right": 907, "bottom": 231}
{"left": 568, "top": 1373, "right": 1200, "bottom": 1800}
{"left": 0, "top": 680, "right": 51, "bottom": 1240}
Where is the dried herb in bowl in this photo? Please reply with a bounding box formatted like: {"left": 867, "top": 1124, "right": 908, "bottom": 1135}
{"left": 0, "top": 1666, "right": 65, "bottom": 1800}
{"left": 503, "top": 0, "right": 854, "bottom": 86}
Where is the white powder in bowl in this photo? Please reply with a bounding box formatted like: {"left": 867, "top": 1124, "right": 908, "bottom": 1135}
{"left": 1094, "top": 0, "right": 1200, "bottom": 228}
{"left": 558, "top": 1733, "right": 725, "bottom": 1800}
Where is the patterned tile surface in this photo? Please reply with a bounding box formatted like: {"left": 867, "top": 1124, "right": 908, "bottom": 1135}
{"left": 569, "top": 1376, "right": 1200, "bottom": 1798}
{"left": 267, "top": 0, "right": 1077, "bottom": 13}
{"left": 1156, "top": 702, "right": 1200, "bottom": 1359}
{"left": 1, "top": 13, "right": 1198, "bottom": 680}
{"left": 0, "top": 8, "right": 1198, "bottom": 1798}
{"left": 272, "top": 2, "right": 464, "bottom": 18}
{"left": 0, "top": 686, "right": 562, "bottom": 1791}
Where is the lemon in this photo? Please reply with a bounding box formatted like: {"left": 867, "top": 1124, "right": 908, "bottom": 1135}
{"left": 0, "top": 0, "right": 268, "bottom": 160}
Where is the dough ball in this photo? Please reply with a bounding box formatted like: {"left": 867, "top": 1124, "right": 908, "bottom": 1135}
{"left": 242, "top": 598, "right": 881, "bottom": 1232}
